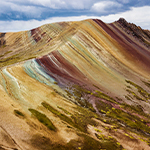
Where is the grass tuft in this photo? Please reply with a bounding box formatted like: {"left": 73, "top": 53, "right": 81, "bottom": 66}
{"left": 14, "top": 110, "right": 25, "bottom": 118}
{"left": 29, "top": 108, "right": 56, "bottom": 131}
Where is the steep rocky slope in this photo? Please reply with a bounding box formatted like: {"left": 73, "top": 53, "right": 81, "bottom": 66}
{"left": 0, "top": 19, "right": 150, "bottom": 150}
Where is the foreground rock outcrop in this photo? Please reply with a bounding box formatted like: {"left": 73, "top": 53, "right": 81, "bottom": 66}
{"left": 0, "top": 18, "right": 150, "bottom": 150}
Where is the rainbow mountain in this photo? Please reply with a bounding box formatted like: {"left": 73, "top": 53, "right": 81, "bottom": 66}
{"left": 0, "top": 18, "right": 150, "bottom": 150}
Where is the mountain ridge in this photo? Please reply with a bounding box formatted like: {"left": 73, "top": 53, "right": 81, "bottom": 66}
{"left": 0, "top": 18, "right": 150, "bottom": 67}
{"left": 0, "top": 18, "right": 150, "bottom": 150}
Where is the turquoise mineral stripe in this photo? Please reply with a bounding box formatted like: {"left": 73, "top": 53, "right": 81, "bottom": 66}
{"left": 0, "top": 71, "right": 8, "bottom": 94}
{"left": 1, "top": 68, "right": 27, "bottom": 104}
{"left": 23, "top": 59, "right": 56, "bottom": 87}
{"left": 65, "top": 32, "right": 100, "bottom": 65}
{"left": 27, "top": 30, "right": 36, "bottom": 45}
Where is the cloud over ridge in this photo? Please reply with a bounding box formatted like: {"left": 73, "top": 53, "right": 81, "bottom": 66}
{"left": 0, "top": 0, "right": 150, "bottom": 31}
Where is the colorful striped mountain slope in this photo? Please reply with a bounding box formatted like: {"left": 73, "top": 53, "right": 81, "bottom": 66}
{"left": 0, "top": 18, "right": 150, "bottom": 150}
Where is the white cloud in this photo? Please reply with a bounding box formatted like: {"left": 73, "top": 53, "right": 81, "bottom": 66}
{"left": 2, "top": 0, "right": 99, "bottom": 10}
{"left": 28, "top": 0, "right": 66, "bottom": 9}
{"left": 0, "top": 0, "right": 43, "bottom": 17}
{"left": 0, "top": 6, "right": 150, "bottom": 32}
{"left": 91, "top": 1, "right": 122, "bottom": 13}
{"left": 0, "top": 16, "right": 94, "bottom": 32}
{"left": 28, "top": 0, "right": 95, "bottom": 9}
{"left": 11, "top": 4, "right": 43, "bottom": 18}
{"left": 117, "top": 0, "right": 130, "bottom": 4}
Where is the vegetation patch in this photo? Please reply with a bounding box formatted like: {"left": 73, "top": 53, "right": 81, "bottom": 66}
{"left": 42, "top": 101, "right": 75, "bottom": 126}
{"left": 64, "top": 82, "right": 150, "bottom": 139}
{"left": 94, "top": 128, "right": 102, "bottom": 133}
{"left": 57, "top": 106, "right": 72, "bottom": 115}
{"left": 125, "top": 95, "right": 131, "bottom": 100}
{"left": 121, "top": 103, "right": 143, "bottom": 114}
{"left": 14, "top": 110, "right": 25, "bottom": 118}
{"left": 29, "top": 108, "right": 56, "bottom": 131}
{"left": 31, "top": 133, "right": 104, "bottom": 150}
{"left": 95, "top": 133, "right": 123, "bottom": 150}
{"left": 106, "top": 107, "right": 150, "bottom": 136}
{"left": 95, "top": 100, "right": 112, "bottom": 115}
{"left": 93, "top": 90, "right": 118, "bottom": 104}
{"left": 76, "top": 133, "right": 102, "bottom": 150}
{"left": 126, "top": 89, "right": 144, "bottom": 101}
{"left": 65, "top": 85, "right": 95, "bottom": 112}
{"left": 65, "top": 84, "right": 118, "bottom": 112}
{"left": 4, "top": 50, "right": 12, "bottom": 55}
{"left": 42, "top": 101, "right": 98, "bottom": 132}
{"left": 126, "top": 80, "right": 150, "bottom": 100}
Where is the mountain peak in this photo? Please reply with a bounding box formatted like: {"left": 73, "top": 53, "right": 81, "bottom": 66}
{"left": 114, "top": 18, "right": 150, "bottom": 48}
{"left": 117, "top": 18, "right": 128, "bottom": 24}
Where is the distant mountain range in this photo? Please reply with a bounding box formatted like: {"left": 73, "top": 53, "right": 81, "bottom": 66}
{"left": 0, "top": 18, "right": 150, "bottom": 150}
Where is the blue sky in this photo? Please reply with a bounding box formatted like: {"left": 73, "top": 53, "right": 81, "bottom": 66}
{"left": 0, "top": 0, "right": 150, "bottom": 32}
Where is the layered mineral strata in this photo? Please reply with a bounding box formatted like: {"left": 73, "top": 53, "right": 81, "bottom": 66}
{"left": 0, "top": 19, "right": 150, "bottom": 150}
